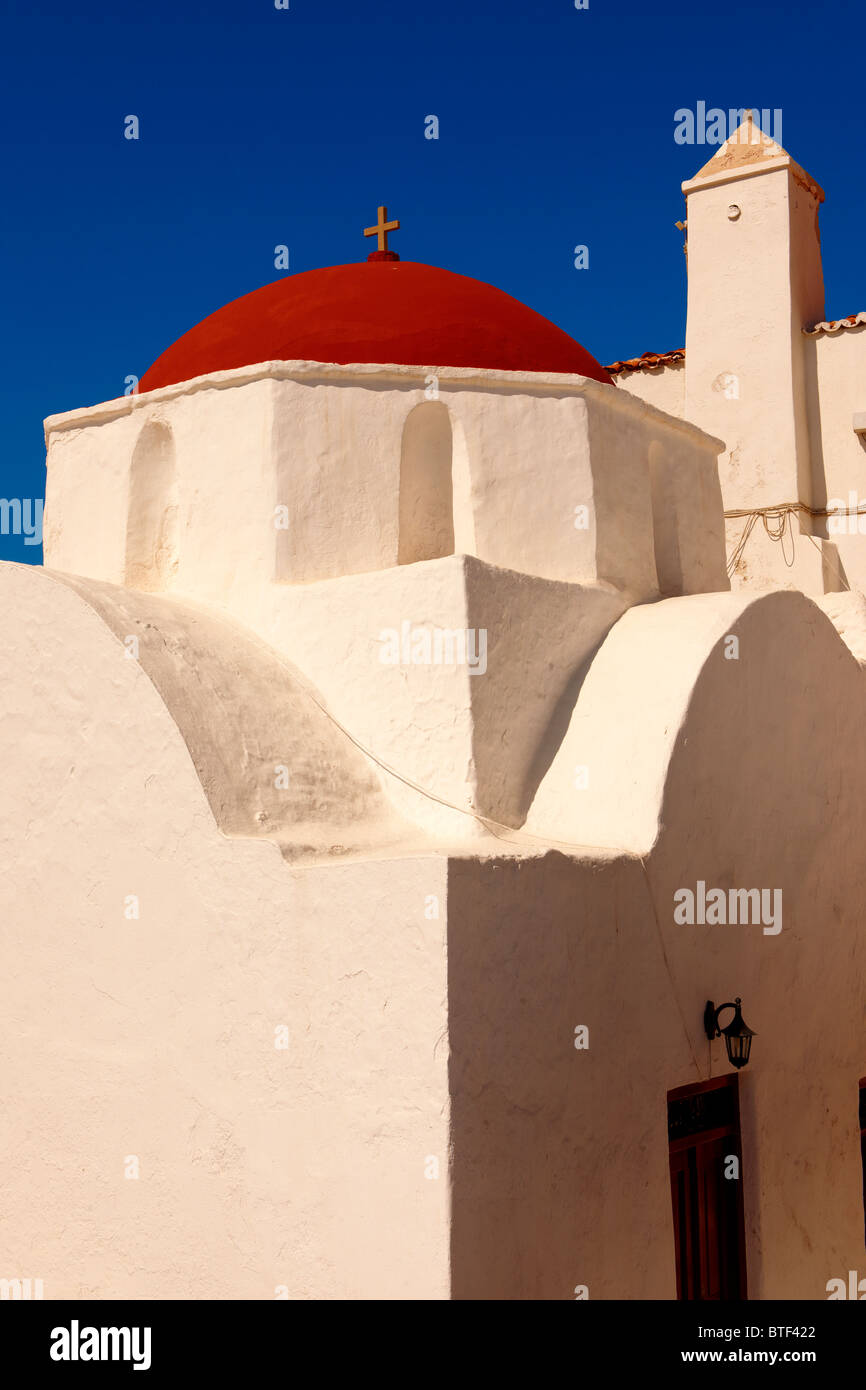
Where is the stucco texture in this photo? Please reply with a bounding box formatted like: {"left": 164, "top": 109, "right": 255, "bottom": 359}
{"left": 0, "top": 563, "right": 449, "bottom": 1299}
{"left": 5, "top": 562, "right": 866, "bottom": 1298}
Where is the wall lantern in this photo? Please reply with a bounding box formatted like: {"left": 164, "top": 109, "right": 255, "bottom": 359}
{"left": 703, "top": 997, "right": 756, "bottom": 1070}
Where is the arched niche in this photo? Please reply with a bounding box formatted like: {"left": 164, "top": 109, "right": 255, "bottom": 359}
{"left": 125, "top": 420, "right": 179, "bottom": 592}
{"left": 398, "top": 401, "right": 455, "bottom": 565}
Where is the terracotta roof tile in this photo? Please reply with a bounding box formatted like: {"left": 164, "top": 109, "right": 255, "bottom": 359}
{"left": 607, "top": 311, "right": 866, "bottom": 369}
{"left": 804, "top": 313, "right": 866, "bottom": 337}
{"left": 604, "top": 348, "right": 685, "bottom": 375}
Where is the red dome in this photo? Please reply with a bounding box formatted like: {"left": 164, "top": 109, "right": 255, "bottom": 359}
{"left": 139, "top": 261, "right": 611, "bottom": 391}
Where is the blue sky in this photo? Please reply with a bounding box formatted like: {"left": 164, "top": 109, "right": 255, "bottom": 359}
{"left": 2, "top": 0, "right": 863, "bottom": 562}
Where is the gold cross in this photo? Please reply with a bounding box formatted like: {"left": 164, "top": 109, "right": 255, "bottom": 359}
{"left": 364, "top": 205, "right": 400, "bottom": 253}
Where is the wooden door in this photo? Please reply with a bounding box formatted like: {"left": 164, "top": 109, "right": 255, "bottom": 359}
{"left": 668, "top": 1076, "right": 747, "bottom": 1300}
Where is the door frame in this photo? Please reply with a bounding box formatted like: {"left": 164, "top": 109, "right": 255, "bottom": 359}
{"left": 668, "top": 1073, "right": 748, "bottom": 1300}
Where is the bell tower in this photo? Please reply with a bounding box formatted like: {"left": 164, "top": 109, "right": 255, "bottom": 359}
{"left": 682, "top": 111, "right": 827, "bottom": 589}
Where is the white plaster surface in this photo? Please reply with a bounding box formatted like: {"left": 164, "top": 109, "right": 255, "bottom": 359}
{"left": 5, "top": 558, "right": 866, "bottom": 1298}
{"left": 0, "top": 562, "right": 451, "bottom": 1299}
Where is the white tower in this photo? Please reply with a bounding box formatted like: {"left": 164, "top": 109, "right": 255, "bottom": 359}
{"left": 682, "top": 111, "right": 829, "bottom": 590}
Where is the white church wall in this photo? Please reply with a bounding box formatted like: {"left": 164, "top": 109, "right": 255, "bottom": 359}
{"left": 788, "top": 177, "right": 827, "bottom": 512}
{"left": 261, "top": 553, "right": 479, "bottom": 834}
{"left": 270, "top": 370, "right": 659, "bottom": 592}
{"left": 271, "top": 374, "right": 404, "bottom": 583}
{"left": 448, "top": 387, "right": 597, "bottom": 583}
{"left": 43, "top": 406, "right": 139, "bottom": 585}
{"left": 650, "top": 428, "right": 729, "bottom": 597}
{"left": 44, "top": 380, "right": 275, "bottom": 606}
{"left": 0, "top": 562, "right": 451, "bottom": 1300}
{"left": 612, "top": 360, "right": 686, "bottom": 419}
{"left": 41, "top": 362, "right": 728, "bottom": 843}
{"left": 45, "top": 361, "right": 727, "bottom": 607}
{"left": 14, "top": 468, "right": 866, "bottom": 1299}
{"left": 586, "top": 393, "right": 670, "bottom": 597}
{"left": 448, "top": 755, "right": 866, "bottom": 1303}
{"left": 645, "top": 587, "right": 866, "bottom": 1299}
{"left": 246, "top": 555, "right": 628, "bottom": 835}
{"left": 447, "top": 377, "right": 724, "bottom": 597}
{"left": 166, "top": 378, "right": 274, "bottom": 606}
{"left": 49, "top": 570, "right": 405, "bottom": 858}
{"left": 648, "top": 439, "right": 685, "bottom": 596}
{"left": 526, "top": 587, "right": 860, "bottom": 857}
{"left": 460, "top": 557, "right": 628, "bottom": 826}
{"left": 11, "top": 556, "right": 866, "bottom": 1301}
{"left": 807, "top": 327, "right": 866, "bottom": 592}
{"left": 471, "top": 586, "right": 866, "bottom": 1298}
{"left": 448, "top": 849, "right": 704, "bottom": 1299}
{"left": 526, "top": 590, "right": 739, "bottom": 852}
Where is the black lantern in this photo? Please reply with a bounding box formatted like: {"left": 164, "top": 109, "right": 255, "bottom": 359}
{"left": 703, "top": 997, "right": 756, "bottom": 1070}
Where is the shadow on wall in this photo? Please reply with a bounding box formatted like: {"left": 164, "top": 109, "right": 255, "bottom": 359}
{"left": 802, "top": 334, "right": 827, "bottom": 519}
{"left": 398, "top": 401, "right": 455, "bottom": 564}
{"left": 446, "top": 852, "right": 681, "bottom": 1300}
{"left": 125, "top": 420, "right": 179, "bottom": 592}
{"left": 648, "top": 440, "right": 684, "bottom": 598}
{"left": 515, "top": 624, "right": 614, "bottom": 823}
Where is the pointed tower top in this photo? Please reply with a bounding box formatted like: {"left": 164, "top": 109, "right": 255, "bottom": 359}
{"left": 695, "top": 110, "right": 785, "bottom": 175}
{"left": 683, "top": 109, "right": 824, "bottom": 203}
